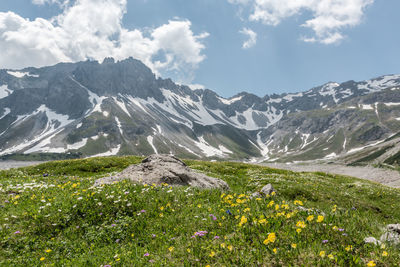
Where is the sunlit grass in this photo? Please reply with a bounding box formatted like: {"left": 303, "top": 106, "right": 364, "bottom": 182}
{"left": 0, "top": 156, "right": 399, "bottom": 266}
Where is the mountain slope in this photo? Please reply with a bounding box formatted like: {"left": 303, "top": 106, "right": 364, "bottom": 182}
{"left": 1, "top": 58, "right": 400, "bottom": 162}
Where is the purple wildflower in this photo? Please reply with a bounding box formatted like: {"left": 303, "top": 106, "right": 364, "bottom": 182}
{"left": 209, "top": 214, "right": 217, "bottom": 221}
{"left": 338, "top": 228, "right": 345, "bottom": 232}
{"left": 322, "top": 240, "right": 328, "bottom": 244}
{"left": 140, "top": 210, "right": 146, "bottom": 213}
{"left": 226, "top": 210, "right": 233, "bottom": 215}
{"left": 152, "top": 234, "right": 156, "bottom": 238}
{"left": 116, "top": 239, "right": 120, "bottom": 243}
{"left": 144, "top": 253, "right": 150, "bottom": 257}
{"left": 14, "top": 231, "right": 21, "bottom": 234}
{"left": 192, "top": 231, "right": 208, "bottom": 238}
{"left": 214, "top": 236, "right": 220, "bottom": 239}
{"left": 111, "top": 224, "right": 116, "bottom": 227}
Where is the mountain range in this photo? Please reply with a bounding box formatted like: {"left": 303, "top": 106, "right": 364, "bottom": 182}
{"left": 1, "top": 57, "right": 400, "bottom": 165}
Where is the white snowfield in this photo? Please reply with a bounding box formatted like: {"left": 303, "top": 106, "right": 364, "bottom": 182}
{"left": 0, "top": 85, "right": 13, "bottom": 99}
{"left": 7, "top": 71, "right": 39, "bottom": 78}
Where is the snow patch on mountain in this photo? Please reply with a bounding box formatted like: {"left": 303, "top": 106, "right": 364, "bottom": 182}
{"left": 283, "top": 92, "right": 303, "bottom": 102}
{"left": 70, "top": 76, "right": 106, "bottom": 115}
{"left": 194, "top": 136, "right": 226, "bottom": 157}
{"left": 319, "top": 83, "right": 340, "bottom": 103}
{"left": 7, "top": 71, "right": 39, "bottom": 78}
{"left": 0, "top": 85, "right": 12, "bottom": 99}
{"left": 357, "top": 74, "right": 400, "bottom": 92}
{"left": 0, "top": 108, "right": 10, "bottom": 120}
{"left": 218, "top": 95, "right": 243, "bottom": 105}
{"left": 113, "top": 96, "right": 131, "bottom": 117}
{"left": 115, "top": 117, "right": 123, "bottom": 135}
{"left": 147, "top": 136, "right": 158, "bottom": 154}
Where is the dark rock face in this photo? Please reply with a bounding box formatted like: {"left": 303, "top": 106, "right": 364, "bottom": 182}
{"left": 94, "top": 154, "right": 230, "bottom": 190}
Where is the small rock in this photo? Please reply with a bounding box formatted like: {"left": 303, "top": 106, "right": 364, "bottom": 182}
{"left": 387, "top": 224, "right": 400, "bottom": 234}
{"left": 380, "top": 224, "right": 400, "bottom": 244}
{"left": 250, "top": 192, "right": 262, "bottom": 199}
{"left": 364, "top": 237, "right": 381, "bottom": 245}
{"left": 260, "top": 184, "right": 275, "bottom": 196}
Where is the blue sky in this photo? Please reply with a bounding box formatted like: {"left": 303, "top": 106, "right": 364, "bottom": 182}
{"left": 0, "top": 0, "right": 399, "bottom": 97}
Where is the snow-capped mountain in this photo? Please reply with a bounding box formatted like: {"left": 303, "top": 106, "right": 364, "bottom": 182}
{"left": 1, "top": 58, "right": 400, "bottom": 162}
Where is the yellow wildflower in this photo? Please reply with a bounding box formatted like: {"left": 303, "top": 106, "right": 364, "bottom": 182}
{"left": 296, "top": 228, "right": 302, "bottom": 233}
{"left": 273, "top": 248, "right": 277, "bottom": 254}
{"left": 307, "top": 215, "right": 314, "bottom": 222}
{"left": 328, "top": 254, "right": 334, "bottom": 260}
{"left": 227, "top": 245, "right": 233, "bottom": 251}
{"left": 263, "top": 233, "right": 276, "bottom": 245}
{"left": 294, "top": 200, "right": 303, "bottom": 206}
{"left": 209, "top": 251, "right": 216, "bottom": 257}
{"left": 382, "top": 251, "right": 388, "bottom": 257}
{"left": 345, "top": 245, "right": 352, "bottom": 251}
{"left": 317, "top": 215, "right": 324, "bottom": 223}
{"left": 291, "top": 243, "right": 297, "bottom": 249}
{"left": 296, "top": 221, "right": 306, "bottom": 228}
{"left": 239, "top": 216, "right": 248, "bottom": 227}
{"left": 319, "top": 251, "right": 326, "bottom": 258}
{"left": 45, "top": 249, "right": 52, "bottom": 253}
{"left": 168, "top": 246, "right": 174, "bottom": 252}
{"left": 367, "top": 261, "right": 376, "bottom": 267}
{"left": 40, "top": 257, "right": 45, "bottom": 261}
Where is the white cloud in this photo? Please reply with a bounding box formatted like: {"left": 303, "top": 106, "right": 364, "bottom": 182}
{"left": 240, "top": 27, "right": 257, "bottom": 49}
{"left": 32, "top": 0, "right": 70, "bottom": 7}
{"left": 0, "top": 0, "right": 208, "bottom": 83}
{"left": 229, "top": 0, "right": 374, "bottom": 44}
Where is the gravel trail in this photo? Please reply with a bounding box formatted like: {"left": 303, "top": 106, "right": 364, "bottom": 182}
{"left": 263, "top": 163, "right": 400, "bottom": 188}
{"left": 0, "top": 161, "right": 44, "bottom": 170}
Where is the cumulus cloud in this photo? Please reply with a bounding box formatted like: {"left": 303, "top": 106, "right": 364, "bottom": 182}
{"left": 229, "top": 0, "right": 374, "bottom": 44}
{"left": 240, "top": 27, "right": 257, "bottom": 49}
{"left": 0, "top": 0, "right": 208, "bottom": 83}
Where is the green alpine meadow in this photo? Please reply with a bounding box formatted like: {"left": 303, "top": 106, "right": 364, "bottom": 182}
{"left": 1, "top": 156, "right": 399, "bottom": 266}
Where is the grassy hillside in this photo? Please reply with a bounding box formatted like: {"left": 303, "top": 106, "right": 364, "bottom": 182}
{"left": 1, "top": 156, "right": 399, "bottom": 266}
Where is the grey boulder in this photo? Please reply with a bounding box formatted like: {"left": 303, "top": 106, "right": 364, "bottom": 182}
{"left": 260, "top": 184, "right": 275, "bottom": 196}
{"left": 94, "top": 154, "right": 230, "bottom": 190}
{"left": 380, "top": 224, "right": 400, "bottom": 244}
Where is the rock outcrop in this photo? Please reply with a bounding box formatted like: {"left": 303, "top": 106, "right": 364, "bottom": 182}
{"left": 94, "top": 154, "right": 230, "bottom": 190}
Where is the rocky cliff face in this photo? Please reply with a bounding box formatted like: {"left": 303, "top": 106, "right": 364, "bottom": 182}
{"left": 1, "top": 57, "right": 400, "bottom": 162}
